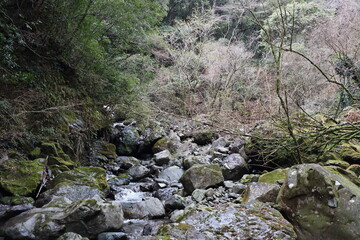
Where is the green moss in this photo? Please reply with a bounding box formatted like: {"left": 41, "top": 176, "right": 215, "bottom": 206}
{"left": 152, "top": 137, "right": 177, "bottom": 153}
{"left": 48, "top": 167, "right": 108, "bottom": 191}
{"left": 29, "top": 147, "right": 41, "bottom": 158}
{"left": 0, "top": 158, "right": 45, "bottom": 196}
{"left": 325, "top": 160, "right": 350, "bottom": 169}
{"left": 99, "top": 143, "right": 116, "bottom": 159}
{"left": 48, "top": 156, "right": 76, "bottom": 168}
{"left": 258, "top": 168, "right": 288, "bottom": 184}
{"left": 0, "top": 196, "right": 34, "bottom": 205}
{"left": 347, "top": 164, "right": 360, "bottom": 176}
{"left": 340, "top": 147, "right": 360, "bottom": 162}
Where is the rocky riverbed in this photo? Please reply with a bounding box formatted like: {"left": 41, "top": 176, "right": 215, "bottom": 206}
{"left": 1, "top": 115, "right": 360, "bottom": 240}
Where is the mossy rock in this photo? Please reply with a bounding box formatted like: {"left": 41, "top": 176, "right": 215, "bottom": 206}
{"left": 258, "top": 168, "right": 288, "bottom": 184}
{"left": 0, "top": 196, "right": 34, "bottom": 205}
{"left": 29, "top": 147, "right": 41, "bottom": 158}
{"left": 98, "top": 143, "right": 116, "bottom": 159}
{"left": 155, "top": 223, "right": 202, "bottom": 240}
{"left": 48, "top": 156, "right": 76, "bottom": 168}
{"left": 324, "top": 160, "right": 350, "bottom": 169}
{"left": 0, "top": 158, "right": 45, "bottom": 196}
{"left": 47, "top": 167, "right": 108, "bottom": 191}
{"left": 152, "top": 137, "right": 178, "bottom": 154}
{"left": 41, "top": 142, "right": 71, "bottom": 160}
{"left": 340, "top": 147, "right": 360, "bottom": 162}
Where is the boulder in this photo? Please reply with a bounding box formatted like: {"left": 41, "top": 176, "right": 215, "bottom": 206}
{"left": 97, "top": 232, "right": 127, "bottom": 240}
{"left": 158, "top": 166, "right": 184, "bottom": 183}
{"left": 47, "top": 167, "right": 108, "bottom": 192}
{"left": 127, "top": 165, "right": 150, "bottom": 181}
{"left": 57, "top": 232, "right": 89, "bottom": 240}
{"left": 154, "top": 150, "right": 172, "bottom": 165}
{"left": 0, "top": 158, "right": 45, "bottom": 196}
{"left": 0, "top": 196, "right": 34, "bottom": 221}
{"left": 277, "top": 164, "right": 360, "bottom": 240}
{"left": 258, "top": 168, "right": 288, "bottom": 184}
{"left": 158, "top": 201, "right": 296, "bottom": 239}
{"left": 221, "top": 154, "right": 248, "bottom": 180}
{"left": 1, "top": 198, "right": 124, "bottom": 240}
{"left": 113, "top": 126, "right": 140, "bottom": 155}
{"left": 242, "top": 182, "right": 280, "bottom": 203}
{"left": 152, "top": 137, "right": 179, "bottom": 154}
{"left": 121, "top": 197, "right": 165, "bottom": 219}
{"left": 180, "top": 164, "right": 224, "bottom": 194}
{"left": 36, "top": 185, "right": 103, "bottom": 207}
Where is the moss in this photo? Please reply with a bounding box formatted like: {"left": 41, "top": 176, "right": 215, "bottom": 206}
{"left": 0, "top": 158, "right": 45, "bottom": 196}
{"left": 48, "top": 156, "right": 76, "bottom": 168}
{"left": 258, "top": 168, "right": 288, "bottom": 184}
{"left": 152, "top": 137, "right": 177, "bottom": 153}
{"left": 99, "top": 143, "right": 116, "bottom": 159}
{"left": 0, "top": 196, "right": 34, "bottom": 205}
{"left": 340, "top": 147, "right": 360, "bottom": 162}
{"left": 48, "top": 167, "right": 108, "bottom": 191}
{"left": 29, "top": 147, "right": 41, "bottom": 158}
{"left": 347, "top": 164, "right": 360, "bottom": 176}
{"left": 324, "top": 160, "right": 350, "bottom": 169}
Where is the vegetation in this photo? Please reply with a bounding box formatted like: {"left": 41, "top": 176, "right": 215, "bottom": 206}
{"left": 0, "top": 0, "right": 359, "bottom": 168}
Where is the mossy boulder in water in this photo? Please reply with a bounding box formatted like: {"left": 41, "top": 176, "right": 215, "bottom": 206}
{"left": 47, "top": 167, "right": 108, "bottom": 192}
{"left": 0, "top": 158, "right": 45, "bottom": 196}
{"left": 277, "top": 164, "right": 360, "bottom": 240}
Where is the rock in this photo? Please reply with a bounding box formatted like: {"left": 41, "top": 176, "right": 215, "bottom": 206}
{"left": 0, "top": 196, "right": 34, "bottom": 221}
{"left": 156, "top": 223, "right": 206, "bottom": 240}
{"left": 277, "top": 164, "right": 360, "bottom": 240}
{"left": 47, "top": 167, "right": 108, "bottom": 191}
{"left": 139, "top": 123, "right": 166, "bottom": 151}
{"left": 158, "top": 166, "right": 184, "bottom": 183}
{"left": 154, "top": 150, "right": 172, "bottom": 165}
{"left": 154, "top": 188, "right": 178, "bottom": 201}
{"left": 89, "top": 142, "right": 117, "bottom": 168}
{"left": 1, "top": 198, "right": 124, "bottom": 240}
{"left": 164, "top": 195, "right": 186, "bottom": 211}
{"left": 192, "top": 189, "right": 206, "bottom": 203}
{"left": 160, "top": 201, "right": 296, "bottom": 239}
{"left": 121, "top": 197, "right": 165, "bottom": 219}
{"left": 211, "top": 137, "right": 228, "bottom": 149}
{"left": 0, "top": 157, "right": 45, "bottom": 196}
{"left": 240, "top": 174, "right": 260, "bottom": 183}
{"left": 36, "top": 185, "right": 103, "bottom": 207}
{"left": 113, "top": 126, "right": 140, "bottom": 155}
{"left": 183, "top": 156, "right": 210, "bottom": 169}
{"left": 180, "top": 164, "right": 224, "bottom": 194}
{"left": 108, "top": 174, "right": 132, "bottom": 191}
{"left": 127, "top": 165, "right": 150, "bottom": 181}
{"left": 242, "top": 182, "right": 280, "bottom": 203}
{"left": 121, "top": 219, "right": 168, "bottom": 237}
{"left": 152, "top": 137, "right": 178, "bottom": 154}
{"left": 221, "top": 154, "right": 248, "bottom": 181}
{"left": 325, "top": 159, "right": 350, "bottom": 169}
{"left": 57, "top": 232, "right": 89, "bottom": 240}
{"left": 258, "top": 168, "right": 288, "bottom": 184}
{"left": 232, "top": 183, "right": 247, "bottom": 194}
{"left": 116, "top": 156, "right": 140, "bottom": 170}
{"left": 188, "top": 131, "right": 218, "bottom": 146}
{"left": 229, "top": 138, "right": 245, "bottom": 154}
{"left": 97, "top": 232, "right": 127, "bottom": 240}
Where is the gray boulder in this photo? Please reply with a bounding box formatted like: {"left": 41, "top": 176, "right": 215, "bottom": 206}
{"left": 113, "top": 126, "right": 140, "bottom": 155}
{"left": 127, "top": 165, "right": 150, "bottom": 181}
{"left": 154, "top": 150, "right": 172, "bottom": 165}
{"left": 277, "top": 164, "right": 360, "bottom": 240}
{"left": 1, "top": 198, "right": 124, "bottom": 240}
{"left": 221, "top": 154, "right": 249, "bottom": 180}
{"left": 121, "top": 197, "right": 165, "bottom": 219}
{"left": 242, "top": 182, "right": 280, "bottom": 203}
{"left": 57, "top": 232, "right": 89, "bottom": 240}
{"left": 158, "top": 201, "right": 296, "bottom": 239}
{"left": 158, "top": 166, "right": 184, "bottom": 183}
{"left": 180, "top": 164, "right": 224, "bottom": 194}
{"left": 97, "top": 232, "right": 127, "bottom": 240}
{"left": 36, "top": 185, "right": 103, "bottom": 207}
